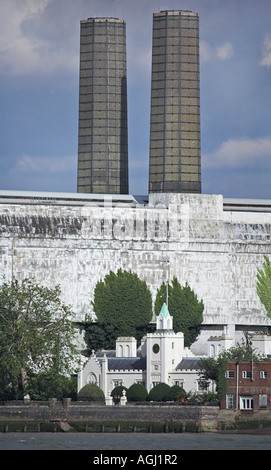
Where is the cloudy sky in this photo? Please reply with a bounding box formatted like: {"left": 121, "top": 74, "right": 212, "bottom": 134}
{"left": 0, "top": 0, "right": 271, "bottom": 199}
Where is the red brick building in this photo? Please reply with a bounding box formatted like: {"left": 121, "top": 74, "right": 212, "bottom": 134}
{"left": 221, "top": 360, "right": 271, "bottom": 413}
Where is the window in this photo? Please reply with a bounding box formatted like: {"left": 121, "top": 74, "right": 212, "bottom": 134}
{"left": 135, "top": 380, "right": 145, "bottom": 386}
{"left": 210, "top": 344, "right": 215, "bottom": 357}
{"left": 240, "top": 396, "right": 253, "bottom": 410}
{"left": 225, "top": 370, "right": 234, "bottom": 378}
{"left": 174, "top": 380, "right": 184, "bottom": 387}
{"left": 260, "top": 370, "right": 267, "bottom": 379}
{"left": 242, "top": 370, "right": 252, "bottom": 379}
{"left": 112, "top": 380, "right": 123, "bottom": 388}
{"left": 87, "top": 372, "right": 97, "bottom": 385}
{"left": 197, "top": 380, "right": 208, "bottom": 392}
{"left": 152, "top": 381, "right": 160, "bottom": 388}
{"left": 259, "top": 394, "right": 268, "bottom": 409}
{"left": 226, "top": 394, "right": 234, "bottom": 409}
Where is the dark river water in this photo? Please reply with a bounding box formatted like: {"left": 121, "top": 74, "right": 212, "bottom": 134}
{"left": 1, "top": 432, "right": 271, "bottom": 451}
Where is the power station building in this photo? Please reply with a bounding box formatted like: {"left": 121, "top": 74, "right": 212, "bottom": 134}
{"left": 1, "top": 10, "right": 271, "bottom": 391}
{"left": 0, "top": 189, "right": 270, "bottom": 360}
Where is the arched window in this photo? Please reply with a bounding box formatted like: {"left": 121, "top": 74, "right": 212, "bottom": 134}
{"left": 87, "top": 372, "right": 97, "bottom": 385}
{"left": 210, "top": 344, "right": 215, "bottom": 357}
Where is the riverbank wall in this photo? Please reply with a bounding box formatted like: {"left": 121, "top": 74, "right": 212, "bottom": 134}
{"left": 1, "top": 401, "right": 271, "bottom": 433}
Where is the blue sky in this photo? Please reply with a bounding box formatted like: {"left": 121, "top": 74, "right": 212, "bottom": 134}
{"left": 0, "top": 0, "right": 271, "bottom": 199}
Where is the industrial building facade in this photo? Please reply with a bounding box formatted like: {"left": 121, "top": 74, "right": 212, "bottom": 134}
{"left": 0, "top": 189, "right": 271, "bottom": 358}
{"left": 148, "top": 10, "right": 201, "bottom": 194}
{"left": 77, "top": 17, "right": 129, "bottom": 194}
{"left": 77, "top": 11, "right": 201, "bottom": 195}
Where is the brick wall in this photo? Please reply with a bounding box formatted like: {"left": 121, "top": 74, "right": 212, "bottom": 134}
{"left": 221, "top": 361, "right": 271, "bottom": 411}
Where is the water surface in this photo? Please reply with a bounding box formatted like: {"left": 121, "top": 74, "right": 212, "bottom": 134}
{"left": 1, "top": 432, "right": 271, "bottom": 450}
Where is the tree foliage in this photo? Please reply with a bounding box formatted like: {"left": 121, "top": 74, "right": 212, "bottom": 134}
{"left": 77, "top": 383, "right": 105, "bottom": 401}
{"left": 257, "top": 255, "right": 271, "bottom": 318}
{"left": 84, "top": 321, "right": 118, "bottom": 352}
{"left": 0, "top": 277, "right": 80, "bottom": 400}
{"left": 198, "top": 356, "right": 228, "bottom": 401}
{"left": 165, "top": 384, "right": 186, "bottom": 401}
{"left": 84, "top": 320, "right": 156, "bottom": 354}
{"left": 147, "top": 382, "right": 171, "bottom": 402}
{"left": 90, "top": 269, "right": 153, "bottom": 346}
{"left": 126, "top": 383, "right": 148, "bottom": 402}
{"left": 154, "top": 277, "right": 204, "bottom": 347}
{"left": 110, "top": 385, "right": 128, "bottom": 398}
{"left": 26, "top": 372, "right": 77, "bottom": 401}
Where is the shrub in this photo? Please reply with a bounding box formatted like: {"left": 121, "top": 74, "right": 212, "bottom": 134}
{"left": 164, "top": 384, "right": 186, "bottom": 401}
{"left": 147, "top": 382, "right": 171, "bottom": 402}
{"left": 179, "top": 391, "right": 219, "bottom": 406}
{"left": 77, "top": 383, "right": 105, "bottom": 402}
{"left": 110, "top": 385, "right": 128, "bottom": 398}
{"left": 126, "top": 383, "right": 148, "bottom": 402}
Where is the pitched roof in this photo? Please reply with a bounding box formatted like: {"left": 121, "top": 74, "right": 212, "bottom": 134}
{"left": 97, "top": 356, "right": 146, "bottom": 371}
{"left": 160, "top": 302, "right": 170, "bottom": 317}
{"left": 176, "top": 358, "right": 201, "bottom": 370}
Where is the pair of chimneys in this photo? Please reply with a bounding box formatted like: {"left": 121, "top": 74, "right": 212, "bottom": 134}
{"left": 77, "top": 11, "right": 201, "bottom": 196}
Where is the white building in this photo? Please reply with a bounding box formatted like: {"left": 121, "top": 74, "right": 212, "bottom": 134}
{"left": 78, "top": 303, "right": 203, "bottom": 396}
{"left": 78, "top": 303, "right": 271, "bottom": 399}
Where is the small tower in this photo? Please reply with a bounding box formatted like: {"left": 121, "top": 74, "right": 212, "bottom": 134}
{"left": 208, "top": 325, "right": 233, "bottom": 358}
{"left": 146, "top": 303, "right": 184, "bottom": 391}
{"left": 116, "top": 337, "right": 137, "bottom": 357}
{"left": 156, "top": 303, "right": 173, "bottom": 330}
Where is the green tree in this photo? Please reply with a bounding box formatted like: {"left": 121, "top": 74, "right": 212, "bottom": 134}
{"left": 0, "top": 277, "right": 80, "bottom": 400}
{"left": 198, "top": 356, "right": 227, "bottom": 401}
{"left": 91, "top": 269, "right": 153, "bottom": 344}
{"left": 26, "top": 372, "right": 77, "bottom": 400}
{"left": 84, "top": 321, "right": 118, "bottom": 352}
{"left": 84, "top": 320, "right": 156, "bottom": 354}
{"left": 197, "top": 356, "right": 219, "bottom": 389}
{"left": 155, "top": 277, "right": 204, "bottom": 347}
{"left": 257, "top": 255, "right": 271, "bottom": 317}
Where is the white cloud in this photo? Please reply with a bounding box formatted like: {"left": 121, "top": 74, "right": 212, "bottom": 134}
{"left": 259, "top": 35, "right": 271, "bottom": 68}
{"left": 203, "top": 136, "right": 271, "bottom": 169}
{"left": 216, "top": 43, "right": 234, "bottom": 60}
{"left": 14, "top": 155, "right": 76, "bottom": 173}
{"left": 0, "top": 0, "right": 77, "bottom": 76}
{"left": 200, "top": 40, "right": 234, "bottom": 63}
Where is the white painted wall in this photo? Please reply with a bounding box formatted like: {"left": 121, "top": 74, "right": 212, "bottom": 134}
{"left": 0, "top": 193, "right": 271, "bottom": 357}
